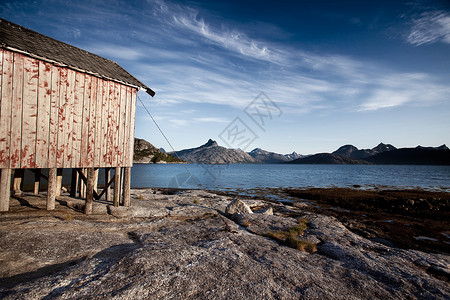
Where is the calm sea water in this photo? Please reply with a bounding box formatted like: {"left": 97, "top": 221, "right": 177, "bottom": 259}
{"left": 130, "top": 164, "right": 450, "bottom": 191}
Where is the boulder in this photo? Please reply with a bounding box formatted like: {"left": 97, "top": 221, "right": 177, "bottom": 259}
{"left": 225, "top": 199, "right": 253, "bottom": 216}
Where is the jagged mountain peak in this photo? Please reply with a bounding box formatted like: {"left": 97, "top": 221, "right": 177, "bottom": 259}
{"left": 202, "top": 139, "right": 219, "bottom": 148}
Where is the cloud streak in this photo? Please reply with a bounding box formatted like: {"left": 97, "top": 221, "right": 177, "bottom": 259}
{"left": 407, "top": 10, "right": 450, "bottom": 46}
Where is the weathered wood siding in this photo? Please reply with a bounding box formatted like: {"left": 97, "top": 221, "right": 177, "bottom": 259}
{"left": 0, "top": 49, "right": 137, "bottom": 169}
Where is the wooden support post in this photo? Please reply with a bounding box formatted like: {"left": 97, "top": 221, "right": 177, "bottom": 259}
{"left": 47, "top": 168, "right": 57, "bottom": 210}
{"left": 113, "top": 167, "right": 120, "bottom": 207}
{"left": 70, "top": 169, "right": 79, "bottom": 197}
{"left": 85, "top": 168, "right": 95, "bottom": 215}
{"left": 13, "top": 169, "right": 23, "bottom": 196}
{"left": 33, "top": 169, "right": 41, "bottom": 195}
{"left": 122, "top": 167, "right": 131, "bottom": 207}
{"left": 93, "top": 168, "right": 99, "bottom": 193}
{"left": 56, "top": 168, "right": 63, "bottom": 196}
{"left": 0, "top": 169, "right": 12, "bottom": 212}
{"left": 105, "top": 168, "right": 111, "bottom": 201}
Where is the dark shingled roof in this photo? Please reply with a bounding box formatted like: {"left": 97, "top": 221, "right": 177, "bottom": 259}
{"left": 0, "top": 18, "right": 155, "bottom": 96}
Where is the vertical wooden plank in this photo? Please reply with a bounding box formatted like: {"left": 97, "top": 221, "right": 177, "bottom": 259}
{"left": 65, "top": 69, "right": 76, "bottom": 167}
{"left": 82, "top": 75, "right": 92, "bottom": 167}
{"left": 128, "top": 89, "right": 137, "bottom": 166}
{"left": 113, "top": 83, "right": 121, "bottom": 167}
{"left": 113, "top": 166, "right": 120, "bottom": 207}
{"left": 117, "top": 84, "right": 127, "bottom": 167}
{"left": 92, "top": 77, "right": 102, "bottom": 167}
{"left": 56, "top": 68, "right": 68, "bottom": 167}
{"left": 122, "top": 167, "right": 131, "bottom": 207}
{"left": 0, "top": 50, "right": 13, "bottom": 168}
{"left": 10, "top": 53, "right": 24, "bottom": 169}
{"left": 88, "top": 76, "right": 97, "bottom": 167}
{"left": 100, "top": 80, "right": 109, "bottom": 167}
{"left": 85, "top": 167, "right": 95, "bottom": 215}
{"left": 106, "top": 81, "right": 116, "bottom": 167}
{"left": 21, "top": 56, "right": 39, "bottom": 168}
{"left": 35, "top": 61, "right": 51, "bottom": 168}
{"left": 48, "top": 65, "right": 60, "bottom": 168}
{"left": 47, "top": 168, "right": 56, "bottom": 210}
{"left": 0, "top": 168, "right": 11, "bottom": 211}
{"left": 122, "top": 87, "right": 131, "bottom": 168}
{"left": 72, "top": 72, "right": 84, "bottom": 168}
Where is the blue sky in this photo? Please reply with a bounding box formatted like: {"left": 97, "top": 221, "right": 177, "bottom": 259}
{"left": 2, "top": 0, "right": 449, "bottom": 154}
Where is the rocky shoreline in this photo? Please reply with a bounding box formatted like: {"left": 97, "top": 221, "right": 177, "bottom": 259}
{"left": 0, "top": 188, "right": 449, "bottom": 299}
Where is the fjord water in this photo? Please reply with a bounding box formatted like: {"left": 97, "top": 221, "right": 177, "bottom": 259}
{"left": 131, "top": 164, "right": 450, "bottom": 191}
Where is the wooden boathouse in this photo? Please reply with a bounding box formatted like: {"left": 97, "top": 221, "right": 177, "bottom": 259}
{"left": 0, "top": 18, "right": 155, "bottom": 213}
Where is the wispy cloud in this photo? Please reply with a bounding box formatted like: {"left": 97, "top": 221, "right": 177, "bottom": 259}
{"left": 407, "top": 10, "right": 450, "bottom": 46}
{"left": 193, "top": 117, "right": 229, "bottom": 123}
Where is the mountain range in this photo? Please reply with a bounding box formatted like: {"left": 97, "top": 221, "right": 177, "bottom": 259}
{"left": 169, "top": 139, "right": 303, "bottom": 164}
{"left": 288, "top": 143, "right": 450, "bottom": 165}
{"left": 135, "top": 137, "right": 450, "bottom": 165}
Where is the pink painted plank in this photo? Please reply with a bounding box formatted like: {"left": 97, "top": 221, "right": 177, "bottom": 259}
{"left": 48, "top": 65, "right": 60, "bottom": 168}
{"left": 65, "top": 69, "right": 76, "bottom": 167}
{"left": 72, "top": 72, "right": 84, "bottom": 167}
{"left": 92, "top": 77, "right": 102, "bottom": 167}
{"left": 105, "top": 81, "right": 115, "bottom": 167}
{"left": 128, "top": 88, "right": 137, "bottom": 166}
{"left": 81, "top": 75, "right": 92, "bottom": 167}
{"left": 21, "top": 56, "right": 39, "bottom": 168}
{"left": 35, "top": 61, "right": 52, "bottom": 168}
{"left": 56, "top": 67, "right": 68, "bottom": 167}
{"left": 10, "top": 53, "right": 24, "bottom": 168}
{"left": 122, "top": 86, "right": 132, "bottom": 167}
{"left": 100, "top": 80, "right": 110, "bottom": 167}
{"left": 111, "top": 82, "right": 120, "bottom": 166}
{"left": 87, "top": 76, "right": 97, "bottom": 167}
{"left": 0, "top": 49, "right": 13, "bottom": 168}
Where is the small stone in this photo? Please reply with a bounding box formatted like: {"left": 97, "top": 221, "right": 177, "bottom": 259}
{"left": 225, "top": 199, "right": 253, "bottom": 216}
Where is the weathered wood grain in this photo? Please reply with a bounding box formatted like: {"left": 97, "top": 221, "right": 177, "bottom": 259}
{"left": 65, "top": 69, "right": 76, "bottom": 167}
{"left": 0, "top": 50, "right": 13, "bottom": 168}
{"left": 56, "top": 67, "right": 68, "bottom": 167}
{"left": 35, "top": 61, "right": 51, "bottom": 168}
{"left": 10, "top": 53, "right": 24, "bottom": 168}
{"left": 21, "top": 56, "right": 39, "bottom": 168}
{"left": 72, "top": 72, "right": 84, "bottom": 167}
{"left": 80, "top": 75, "right": 91, "bottom": 167}
{"left": 48, "top": 65, "right": 60, "bottom": 168}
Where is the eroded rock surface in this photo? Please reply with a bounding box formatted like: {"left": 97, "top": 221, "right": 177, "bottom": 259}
{"left": 0, "top": 189, "right": 449, "bottom": 299}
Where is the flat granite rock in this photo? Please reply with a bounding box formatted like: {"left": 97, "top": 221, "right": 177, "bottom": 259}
{"left": 0, "top": 189, "right": 449, "bottom": 299}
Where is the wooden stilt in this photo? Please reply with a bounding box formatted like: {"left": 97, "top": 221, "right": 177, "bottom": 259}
{"left": 56, "top": 168, "right": 63, "bottom": 196}
{"left": 93, "top": 168, "right": 99, "bottom": 193}
{"left": 105, "top": 168, "right": 111, "bottom": 201}
{"left": 113, "top": 167, "right": 120, "bottom": 207}
{"left": 70, "top": 168, "right": 79, "bottom": 197}
{"left": 80, "top": 168, "right": 86, "bottom": 198}
{"left": 47, "top": 168, "right": 57, "bottom": 210}
{"left": 33, "top": 169, "right": 40, "bottom": 195}
{"left": 84, "top": 168, "right": 95, "bottom": 215}
{"left": 0, "top": 169, "right": 12, "bottom": 211}
{"left": 123, "top": 167, "right": 131, "bottom": 207}
{"left": 13, "top": 169, "right": 23, "bottom": 196}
